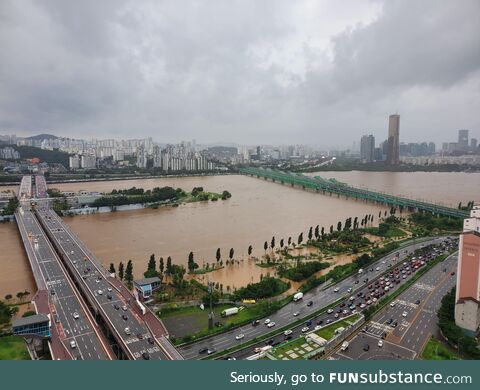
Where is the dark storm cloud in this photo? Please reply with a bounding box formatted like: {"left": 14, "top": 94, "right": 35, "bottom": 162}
{"left": 0, "top": 0, "right": 479, "bottom": 147}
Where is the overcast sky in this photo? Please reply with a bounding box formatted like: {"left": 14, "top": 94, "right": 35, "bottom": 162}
{"left": 0, "top": 0, "right": 479, "bottom": 148}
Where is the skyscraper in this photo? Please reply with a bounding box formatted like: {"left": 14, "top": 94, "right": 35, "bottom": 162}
{"left": 458, "top": 129, "right": 469, "bottom": 151}
{"left": 386, "top": 114, "right": 400, "bottom": 165}
{"left": 136, "top": 145, "right": 147, "bottom": 168}
{"left": 455, "top": 204, "right": 480, "bottom": 335}
{"left": 360, "top": 134, "right": 375, "bottom": 163}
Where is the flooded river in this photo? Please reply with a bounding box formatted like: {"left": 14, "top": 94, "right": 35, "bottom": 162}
{"left": 1, "top": 172, "right": 477, "bottom": 297}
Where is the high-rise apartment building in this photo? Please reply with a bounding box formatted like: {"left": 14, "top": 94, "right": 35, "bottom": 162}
{"left": 136, "top": 145, "right": 147, "bottom": 168}
{"left": 455, "top": 204, "right": 480, "bottom": 335}
{"left": 360, "top": 134, "right": 375, "bottom": 163}
{"left": 386, "top": 114, "right": 400, "bottom": 165}
{"left": 152, "top": 145, "right": 162, "bottom": 168}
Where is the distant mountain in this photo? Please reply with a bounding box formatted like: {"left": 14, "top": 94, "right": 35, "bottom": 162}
{"left": 25, "top": 133, "right": 58, "bottom": 141}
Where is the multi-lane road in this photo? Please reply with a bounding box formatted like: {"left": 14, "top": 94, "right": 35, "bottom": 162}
{"left": 35, "top": 206, "right": 170, "bottom": 360}
{"left": 332, "top": 251, "right": 458, "bottom": 360}
{"left": 179, "top": 236, "right": 454, "bottom": 359}
{"left": 16, "top": 207, "right": 112, "bottom": 360}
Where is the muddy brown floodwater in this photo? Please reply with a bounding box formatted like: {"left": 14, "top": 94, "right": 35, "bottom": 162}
{"left": 0, "top": 171, "right": 477, "bottom": 296}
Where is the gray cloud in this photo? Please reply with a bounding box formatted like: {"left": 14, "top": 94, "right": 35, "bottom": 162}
{"left": 0, "top": 0, "right": 479, "bottom": 147}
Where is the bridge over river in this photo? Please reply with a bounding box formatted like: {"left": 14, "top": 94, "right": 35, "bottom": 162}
{"left": 239, "top": 167, "right": 469, "bottom": 219}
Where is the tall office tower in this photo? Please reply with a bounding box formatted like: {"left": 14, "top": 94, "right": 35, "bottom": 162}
{"left": 136, "top": 145, "right": 147, "bottom": 168}
{"left": 152, "top": 145, "right": 162, "bottom": 168}
{"left": 360, "top": 134, "right": 375, "bottom": 163}
{"left": 386, "top": 114, "right": 400, "bottom": 165}
{"left": 458, "top": 129, "right": 469, "bottom": 152}
{"left": 455, "top": 204, "right": 480, "bottom": 335}
{"left": 471, "top": 138, "right": 477, "bottom": 151}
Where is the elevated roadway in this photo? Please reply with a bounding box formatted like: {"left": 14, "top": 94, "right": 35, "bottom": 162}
{"left": 239, "top": 167, "right": 468, "bottom": 219}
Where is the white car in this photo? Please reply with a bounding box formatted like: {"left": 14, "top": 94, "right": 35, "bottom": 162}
{"left": 122, "top": 305, "right": 128, "bottom": 311}
{"left": 347, "top": 288, "right": 353, "bottom": 293}
{"left": 375, "top": 267, "right": 380, "bottom": 271}
{"left": 267, "top": 321, "right": 276, "bottom": 328}
{"left": 327, "top": 309, "right": 334, "bottom": 314}
{"left": 390, "top": 301, "right": 397, "bottom": 307}
{"left": 293, "top": 311, "right": 300, "bottom": 317}
{"left": 98, "top": 290, "right": 103, "bottom": 295}
{"left": 235, "top": 334, "right": 245, "bottom": 340}
{"left": 70, "top": 340, "right": 76, "bottom": 349}
{"left": 333, "top": 287, "right": 340, "bottom": 292}
{"left": 264, "top": 318, "right": 271, "bottom": 325}
{"left": 70, "top": 251, "right": 74, "bottom": 254}
{"left": 73, "top": 312, "right": 79, "bottom": 319}
{"left": 314, "top": 325, "right": 322, "bottom": 331}
{"left": 334, "top": 313, "right": 339, "bottom": 318}
{"left": 284, "top": 329, "right": 293, "bottom": 336}
{"left": 378, "top": 340, "right": 384, "bottom": 347}
{"left": 360, "top": 303, "right": 366, "bottom": 309}
{"left": 402, "top": 311, "right": 408, "bottom": 317}
{"left": 301, "top": 327, "right": 309, "bottom": 333}
{"left": 107, "top": 287, "right": 112, "bottom": 292}
{"left": 124, "top": 327, "right": 131, "bottom": 335}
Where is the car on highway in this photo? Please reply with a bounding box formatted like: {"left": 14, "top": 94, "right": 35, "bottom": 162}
{"left": 264, "top": 318, "right": 271, "bottom": 324}
{"left": 307, "top": 301, "right": 313, "bottom": 307}
{"left": 267, "top": 321, "right": 276, "bottom": 328}
{"left": 301, "top": 327, "right": 309, "bottom": 333}
{"left": 198, "top": 348, "right": 208, "bottom": 354}
{"left": 326, "top": 319, "right": 332, "bottom": 324}
{"left": 73, "top": 312, "right": 79, "bottom": 319}
{"left": 327, "top": 308, "right": 333, "bottom": 314}
{"left": 333, "top": 287, "right": 339, "bottom": 292}
{"left": 251, "top": 319, "right": 260, "bottom": 326}
{"left": 207, "top": 349, "right": 216, "bottom": 354}
{"left": 235, "top": 334, "right": 245, "bottom": 340}
{"left": 314, "top": 325, "right": 322, "bottom": 331}
{"left": 284, "top": 329, "right": 293, "bottom": 336}
{"left": 293, "top": 311, "right": 300, "bottom": 317}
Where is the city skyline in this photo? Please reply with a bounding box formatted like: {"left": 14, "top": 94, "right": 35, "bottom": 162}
{"left": 0, "top": 0, "right": 479, "bottom": 147}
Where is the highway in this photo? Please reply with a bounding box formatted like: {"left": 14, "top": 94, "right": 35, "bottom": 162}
{"left": 16, "top": 205, "right": 111, "bottom": 360}
{"left": 331, "top": 251, "right": 458, "bottom": 360}
{"left": 35, "top": 206, "right": 170, "bottom": 360}
{"left": 179, "top": 236, "right": 454, "bottom": 359}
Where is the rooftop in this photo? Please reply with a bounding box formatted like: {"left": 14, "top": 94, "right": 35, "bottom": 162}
{"left": 12, "top": 313, "right": 49, "bottom": 328}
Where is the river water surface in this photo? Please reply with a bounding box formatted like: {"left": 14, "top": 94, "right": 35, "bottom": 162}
{"left": 1, "top": 172, "right": 478, "bottom": 297}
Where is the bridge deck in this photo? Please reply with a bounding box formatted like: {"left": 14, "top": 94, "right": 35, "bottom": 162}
{"left": 15, "top": 208, "right": 112, "bottom": 360}
{"left": 240, "top": 167, "right": 468, "bottom": 219}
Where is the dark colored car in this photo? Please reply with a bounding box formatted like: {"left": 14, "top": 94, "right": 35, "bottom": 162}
{"left": 307, "top": 301, "right": 313, "bottom": 307}
{"left": 113, "top": 304, "right": 119, "bottom": 310}
{"left": 137, "top": 333, "right": 144, "bottom": 340}
{"left": 142, "top": 352, "right": 150, "bottom": 360}
{"left": 363, "top": 344, "right": 370, "bottom": 352}
{"left": 147, "top": 337, "right": 154, "bottom": 345}
{"left": 122, "top": 314, "right": 128, "bottom": 320}
{"left": 252, "top": 320, "right": 260, "bottom": 326}
{"left": 198, "top": 348, "right": 208, "bottom": 354}
{"left": 284, "top": 335, "right": 292, "bottom": 341}
{"left": 107, "top": 294, "right": 112, "bottom": 300}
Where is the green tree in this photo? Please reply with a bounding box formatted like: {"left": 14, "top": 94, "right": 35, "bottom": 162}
{"left": 216, "top": 248, "right": 221, "bottom": 264}
{"left": 279, "top": 239, "right": 284, "bottom": 248}
{"left": 288, "top": 237, "right": 292, "bottom": 246}
{"left": 125, "top": 260, "right": 134, "bottom": 289}
{"left": 4, "top": 294, "right": 12, "bottom": 302}
{"left": 270, "top": 236, "right": 275, "bottom": 249}
{"left": 166, "top": 256, "right": 172, "bottom": 275}
{"left": 264, "top": 241, "right": 268, "bottom": 252}
{"left": 247, "top": 245, "right": 253, "bottom": 256}
{"left": 314, "top": 225, "right": 319, "bottom": 239}
{"left": 297, "top": 232, "right": 303, "bottom": 245}
{"left": 330, "top": 225, "right": 333, "bottom": 234}
{"left": 337, "top": 221, "right": 342, "bottom": 231}
{"left": 308, "top": 226, "right": 313, "bottom": 241}
{"left": 187, "top": 251, "right": 199, "bottom": 272}
{"left": 109, "top": 263, "right": 116, "bottom": 274}
{"left": 145, "top": 254, "right": 159, "bottom": 277}
{"left": 229, "top": 248, "right": 234, "bottom": 261}
{"left": 321, "top": 227, "right": 325, "bottom": 237}
{"left": 159, "top": 257, "right": 164, "bottom": 274}
{"left": 118, "top": 261, "right": 125, "bottom": 280}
